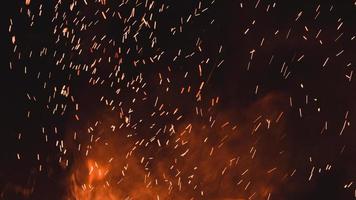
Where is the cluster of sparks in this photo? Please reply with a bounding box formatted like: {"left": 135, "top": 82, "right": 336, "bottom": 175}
{"left": 5, "top": 0, "right": 356, "bottom": 199}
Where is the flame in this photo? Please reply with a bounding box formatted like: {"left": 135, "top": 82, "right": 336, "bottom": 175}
{"left": 86, "top": 159, "right": 109, "bottom": 185}
{"left": 64, "top": 93, "right": 290, "bottom": 200}
{"left": 69, "top": 159, "right": 116, "bottom": 200}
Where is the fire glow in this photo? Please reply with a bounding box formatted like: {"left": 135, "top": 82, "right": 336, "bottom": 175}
{"left": 64, "top": 94, "right": 288, "bottom": 200}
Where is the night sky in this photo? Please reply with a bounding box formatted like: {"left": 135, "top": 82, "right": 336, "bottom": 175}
{"left": 2, "top": 0, "right": 356, "bottom": 199}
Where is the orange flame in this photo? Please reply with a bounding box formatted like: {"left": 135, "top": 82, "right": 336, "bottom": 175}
{"left": 69, "top": 159, "right": 116, "bottom": 200}
{"left": 65, "top": 93, "right": 290, "bottom": 199}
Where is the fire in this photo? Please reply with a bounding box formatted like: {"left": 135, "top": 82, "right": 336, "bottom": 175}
{"left": 65, "top": 93, "right": 289, "bottom": 200}
{"left": 86, "top": 159, "right": 109, "bottom": 185}
{"left": 69, "top": 159, "right": 116, "bottom": 200}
